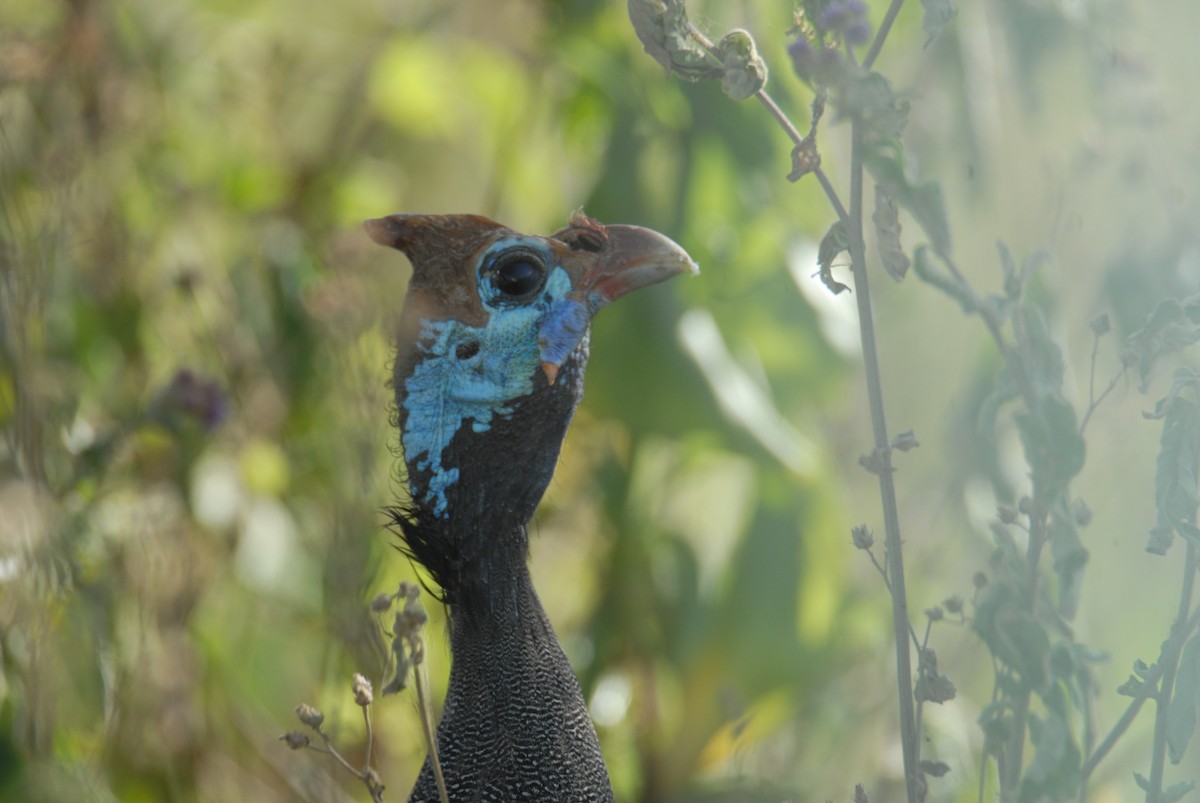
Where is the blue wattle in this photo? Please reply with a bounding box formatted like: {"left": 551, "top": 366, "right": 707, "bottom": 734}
{"left": 537, "top": 298, "right": 591, "bottom": 370}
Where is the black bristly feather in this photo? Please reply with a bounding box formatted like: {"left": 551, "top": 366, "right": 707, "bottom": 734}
{"left": 388, "top": 340, "right": 589, "bottom": 623}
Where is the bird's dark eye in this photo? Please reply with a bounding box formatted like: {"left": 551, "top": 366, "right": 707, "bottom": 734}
{"left": 485, "top": 250, "right": 547, "bottom": 302}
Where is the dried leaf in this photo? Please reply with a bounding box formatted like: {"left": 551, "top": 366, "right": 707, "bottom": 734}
{"left": 920, "top": 0, "right": 957, "bottom": 47}
{"left": 817, "top": 220, "right": 850, "bottom": 294}
{"left": 873, "top": 185, "right": 910, "bottom": 281}
{"left": 627, "top": 0, "right": 722, "bottom": 81}
{"left": 866, "top": 146, "right": 950, "bottom": 256}
{"left": 919, "top": 760, "right": 951, "bottom": 778}
{"left": 1167, "top": 634, "right": 1200, "bottom": 763}
{"left": 915, "top": 671, "right": 957, "bottom": 704}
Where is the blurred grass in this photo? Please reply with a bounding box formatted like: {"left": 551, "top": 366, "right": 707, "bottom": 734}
{"left": 2, "top": 0, "right": 1199, "bottom": 801}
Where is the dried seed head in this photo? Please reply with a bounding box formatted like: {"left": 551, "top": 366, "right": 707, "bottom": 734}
{"left": 352, "top": 673, "right": 374, "bottom": 707}
{"left": 295, "top": 703, "right": 324, "bottom": 729}
{"left": 1073, "top": 498, "right": 1093, "bottom": 527}
{"left": 280, "top": 731, "right": 311, "bottom": 750}
{"left": 851, "top": 524, "right": 875, "bottom": 550}
{"left": 943, "top": 595, "right": 964, "bottom": 615}
{"left": 369, "top": 592, "right": 394, "bottom": 613}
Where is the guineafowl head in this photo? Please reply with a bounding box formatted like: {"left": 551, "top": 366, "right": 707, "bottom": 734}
{"left": 365, "top": 210, "right": 696, "bottom": 615}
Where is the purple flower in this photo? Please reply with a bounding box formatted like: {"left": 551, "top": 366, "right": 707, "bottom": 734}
{"left": 160, "top": 369, "right": 229, "bottom": 431}
{"left": 788, "top": 37, "right": 815, "bottom": 81}
{"left": 818, "top": 0, "right": 871, "bottom": 43}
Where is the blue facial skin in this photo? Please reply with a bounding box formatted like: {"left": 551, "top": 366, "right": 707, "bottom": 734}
{"left": 401, "top": 241, "right": 581, "bottom": 518}
{"left": 537, "top": 298, "right": 591, "bottom": 368}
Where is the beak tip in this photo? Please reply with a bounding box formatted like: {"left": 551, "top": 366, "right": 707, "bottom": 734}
{"left": 541, "top": 361, "right": 561, "bottom": 386}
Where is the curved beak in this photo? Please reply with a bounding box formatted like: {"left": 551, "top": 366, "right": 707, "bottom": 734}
{"left": 575, "top": 224, "right": 699, "bottom": 313}
{"left": 539, "top": 224, "right": 698, "bottom": 384}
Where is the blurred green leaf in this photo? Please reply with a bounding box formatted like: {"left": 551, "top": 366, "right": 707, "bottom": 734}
{"left": 1015, "top": 395, "right": 1084, "bottom": 505}
{"left": 865, "top": 147, "right": 950, "bottom": 256}
{"left": 1126, "top": 296, "right": 1200, "bottom": 391}
{"left": 839, "top": 71, "right": 909, "bottom": 146}
{"left": 1168, "top": 634, "right": 1200, "bottom": 764}
{"left": 974, "top": 580, "right": 1051, "bottom": 690}
{"left": 913, "top": 244, "right": 974, "bottom": 314}
{"left": 1148, "top": 370, "right": 1200, "bottom": 554}
{"left": 1020, "top": 710, "right": 1080, "bottom": 803}
{"left": 920, "top": 0, "right": 957, "bottom": 48}
{"left": 1047, "top": 503, "right": 1087, "bottom": 619}
{"left": 1017, "top": 304, "right": 1064, "bottom": 396}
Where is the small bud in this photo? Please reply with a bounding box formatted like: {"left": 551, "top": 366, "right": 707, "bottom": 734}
{"left": 858, "top": 447, "right": 891, "bottom": 475}
{"left": 891, "top": 430, "right": 920, "bottom": 452}
{"left": 997, "top": 504, "right": 1019, "bottom": 525}
{"left": 851, "top": 524, "right": 875, "bottom": 550}
{"left": 972, "top": 571, "right": 988, "bottom": 590}
{"left": 280, "top": 731, "right": 311, "bottom": 750}
{"left": 943, "top": 595, "right": 964, "bottom": 614}
{"left": 352, "top": 673, "right": 374, "bottom": 707}
{"left": 920, "top": 759, "right": 951, "bottom": 778}
{"left": 1073, "top": 498, "right": 1093, "bottom": 527}
{"left": 295, "top": 703, "right": 324, "bottom": 729}
{"left": 1017, "top": 495, "right": 1034, "bottom": 516}
{"left": 370, "top": 592, "right": 394, "bottom": 613}
{"left": 925, "top": 606, "right": 944, "bottom": 622}
{"left": 1089, "top": 313, "right": 1111, "bottom": 336}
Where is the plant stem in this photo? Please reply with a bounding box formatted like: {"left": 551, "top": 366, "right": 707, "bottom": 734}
{"left": 863, "top": 0, "right": 907, "bottom": 70}
{"left": 755, "top": 89, "right": 804, "bottom": 145}
{"left": 1080, "top": 562, "right": 1200, "bottom": 795}
{"left": 1079, "top": 670, "right": 1158, "bottom": 790}
{"left": 752, "top": 89, "right": 851, "bottom": 223}
{"left": 414, "top": 655, "right": 450, "bottom": 803}
{"left": 848, "top": 118, "right": 920, "bottom": 803}
{"left": 999, "top": 511, "right": 1048, "bottom": 800}
{"left": 362, "top": 703, "right": 375, "bottom": 776}
{"left": 1146, "top": 541, "right": 1199, "bottom": 802}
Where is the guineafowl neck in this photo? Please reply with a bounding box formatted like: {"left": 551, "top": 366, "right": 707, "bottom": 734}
{"left": 407, "top": 546, "right": 614, "bottom": 802}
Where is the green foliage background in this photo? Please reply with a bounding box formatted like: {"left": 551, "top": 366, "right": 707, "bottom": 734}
{"left": 2, "top": 0, "right": 1199, "bottom": 800}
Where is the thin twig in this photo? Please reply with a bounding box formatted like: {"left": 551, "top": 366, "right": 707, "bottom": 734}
{"left": 413, "top": 653, "right": 450, "bottom": 803}
{"left": 754, "top": 89, "right": 804, "bottom": 145}
{"left": 1079, "top": 366, "right": 1124, "bottom": 436}
{"left": 1079, "top": 670, "right": 1159, "bottom": 785}
{"left": 815, "top": 167, "right": 850, "bottom": 224}
{"left": 313, "top": 731, "right": 366, "bottom": 779}
{"left": 863, "top": 0, "right": 907, "bottom": 70}
{"left": 1147, "top": 541, "right": 1199, "bottom": 802}
{"left": 362, "top": 704, "right": 375, "bottom": 778}
{"left": 753, "top": 88, "right": 852, "bottom": 224}
{"left": 1079, "top": 563, "right": 1200, "bottom": 790}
